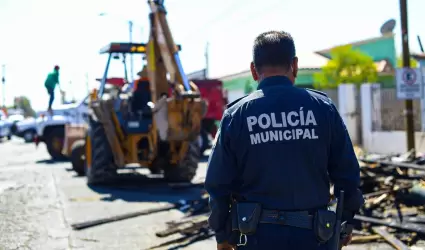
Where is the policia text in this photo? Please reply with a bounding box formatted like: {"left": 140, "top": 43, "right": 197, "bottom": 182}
{"left": 247, "top": 108, "right": 318, "bottom": 145}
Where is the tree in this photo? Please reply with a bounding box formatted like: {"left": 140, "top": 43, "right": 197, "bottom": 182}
{"left": 14, "top": 96, "right": 36, "bottom": 117}
{"left": 397, "top": 56, "right": 418, "bottom": 68}
{"left": 313, "top": 45, "right": 378, "bottom": 89}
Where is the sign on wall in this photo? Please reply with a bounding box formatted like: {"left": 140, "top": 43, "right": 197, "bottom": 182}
{"left": 396, "top": 67, "right": 423, "bottom": 99}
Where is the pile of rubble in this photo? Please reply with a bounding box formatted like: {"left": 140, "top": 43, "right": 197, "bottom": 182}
{"left": 350, "top": 151, "right": 425, "bottom": 249}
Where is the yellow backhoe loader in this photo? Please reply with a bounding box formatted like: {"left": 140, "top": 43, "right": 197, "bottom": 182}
{"left": 66, "top": 0, "right": 207, "bottom": 184}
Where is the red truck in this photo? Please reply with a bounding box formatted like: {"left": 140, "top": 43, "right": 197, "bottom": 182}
{"left": 194, "top": 79, "right": 228, "bottom": 153}
{"left": 99, "top": 77, "right": 228, "bottom": 154}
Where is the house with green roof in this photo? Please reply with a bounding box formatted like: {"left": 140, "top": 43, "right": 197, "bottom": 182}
{"left": 316, "top": 33, "right": 397, "bottom": 88}
{"left": 220, "top": 33, "right": 398, "bottom": 103}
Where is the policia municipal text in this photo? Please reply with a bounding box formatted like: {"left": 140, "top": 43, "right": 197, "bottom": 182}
{"left": 205, "top": 31, "right": 364, "bottom": 250}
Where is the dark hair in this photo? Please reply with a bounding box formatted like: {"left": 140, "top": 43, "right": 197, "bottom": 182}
{"left": 252, "top": 31, "right": 296, "bottom": 72}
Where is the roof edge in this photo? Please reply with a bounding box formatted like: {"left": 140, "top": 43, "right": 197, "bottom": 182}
{"left": 218, "top": 68, "right": 322, "bottom": 81}
{"left": 315, "top": 33, "right": 395, "bottom": 56}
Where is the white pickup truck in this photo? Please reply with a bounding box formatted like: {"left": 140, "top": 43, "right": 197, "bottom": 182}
{"left": 14, "top": 117, "right": 37, "bottom": 142}
{"left": 34, "top": 96, "right": 89, "bottom": 160}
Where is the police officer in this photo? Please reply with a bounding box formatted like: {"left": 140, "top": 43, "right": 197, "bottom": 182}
{"left": 205, "top": 30, "right": 364, "bottom": 250}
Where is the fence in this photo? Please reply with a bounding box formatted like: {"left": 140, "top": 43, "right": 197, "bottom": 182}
{"left": 379, "top": 88, "right": 422, "bottom": 131}
{"left": 361, "top": 84, "right": 425, "bottom": 154}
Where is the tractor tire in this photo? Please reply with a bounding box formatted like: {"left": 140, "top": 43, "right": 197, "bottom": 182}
{"left": 163, "top": 141, "right": 200, "bottom": 182}
{"left": 45, "top": 127, "right": 67, "bottom": 161}
{"left": 149, "top": 157, "right": 167, "bottom": 175}
{"left": 71, "top": 140, "right": 86, "bottom": 176}
{"left": 199, "top": 129, "right": 210, "bottom": 156}
{"left": 86, "top": 117, "right": 118, "bottom": 185}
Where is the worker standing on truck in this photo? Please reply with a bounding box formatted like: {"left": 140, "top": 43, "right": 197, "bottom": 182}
{"left": 44, "top": 65, "right": 62, "bottom": 114}
{"left": 205, "top": 31, "right": 364, "bottom": 250}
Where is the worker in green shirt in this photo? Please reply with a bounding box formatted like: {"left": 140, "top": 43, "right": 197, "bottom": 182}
{"left": 44, "top": 65, "right": 62, "bottom": 114}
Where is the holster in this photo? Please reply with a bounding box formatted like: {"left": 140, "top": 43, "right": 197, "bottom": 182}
{"left": 231, "top": 203, "right": 239, "bottom": 231}
{"left": 226, "top": 207, "right": 239, "bottom": 245}
{"left": 313, "top": 209, "right": 336, "bottom": 244}
{"left": 236, "top": 202, "right": 262, "bottom": 235}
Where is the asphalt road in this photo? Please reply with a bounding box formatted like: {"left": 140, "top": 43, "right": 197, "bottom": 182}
{"left": 0, "top": 137, "right": 422, "bottom": 250}
{"left": 0, "top": 138, "right": 214, "bottom": 250}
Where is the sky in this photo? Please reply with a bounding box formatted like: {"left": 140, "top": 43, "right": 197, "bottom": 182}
{"left": 0, "top": 0, "right": 424, "bottom": 111}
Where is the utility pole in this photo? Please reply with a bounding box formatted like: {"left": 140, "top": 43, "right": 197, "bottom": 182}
{"left": 85, "top": 72, "right": 89, "bottom": 94}
{"left": 400, "top": 0, "right": 416, "bottom": 156}
{"left": 129, "top": 20, "right": 134, "bottom": 82}
{"left": 205, "top": 42, "right": 209, "bottom": 79}
{"left": 69, "top": 80, "right": 76, "bottom": 103}
{"left": 1, "top": 65, "right": 5, "bottom": 108}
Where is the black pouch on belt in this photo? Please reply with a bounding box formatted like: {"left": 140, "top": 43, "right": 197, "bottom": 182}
{"left": 236, "top": 203, "right": 262, "bottom": 235}
{"left": 313, "top": 209, "right": 336, "bottom": 243}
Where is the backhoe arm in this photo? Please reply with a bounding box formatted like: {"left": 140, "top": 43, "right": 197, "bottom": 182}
{"left": 146, "top": 0, "right": 199, "bottom": 102}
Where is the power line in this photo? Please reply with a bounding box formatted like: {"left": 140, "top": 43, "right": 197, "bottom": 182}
{"left": 182, "top": 0, "right": 282, "bottom": 41}
{"left": 181, "top": 0, "right": 251, "bottom": 40}
{"left": 223, "top": 0, "right": 282, "bottom": 31}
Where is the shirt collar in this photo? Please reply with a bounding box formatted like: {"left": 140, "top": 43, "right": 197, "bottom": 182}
{"left": 257, "top": 76, "right": 293, "bottom": 90}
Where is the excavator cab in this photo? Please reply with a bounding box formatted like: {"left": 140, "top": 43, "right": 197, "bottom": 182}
{"left": 97, "top": 42, "right": 154, "bottom": 134}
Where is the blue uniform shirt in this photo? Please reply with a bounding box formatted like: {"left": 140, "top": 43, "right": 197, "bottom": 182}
{"left": 205, "top": 76, "right": 364, "bottom": 243}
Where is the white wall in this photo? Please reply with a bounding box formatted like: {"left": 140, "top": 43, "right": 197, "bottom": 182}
{"left": 362, "top": 131, "right": 425, "bottom": 154}
{"left": 338, "top": 84, "right": 359, "bottom": 145}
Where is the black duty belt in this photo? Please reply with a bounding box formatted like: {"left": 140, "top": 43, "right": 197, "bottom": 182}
{"left": 259, "top": 209, "right": 313, "bottom": 230}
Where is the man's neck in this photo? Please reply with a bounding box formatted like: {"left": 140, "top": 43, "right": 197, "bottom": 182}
{"left": 258, "top": 73, "right": 294, "bottom": 83}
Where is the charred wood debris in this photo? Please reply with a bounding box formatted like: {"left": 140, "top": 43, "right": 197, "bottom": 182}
{"left": 71, "top": 151, "right": 425, "bottom": 249}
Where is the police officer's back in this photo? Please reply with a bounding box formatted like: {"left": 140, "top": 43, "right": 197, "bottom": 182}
{"left": 205, "top": 31, "right": 364, "bottom": 250}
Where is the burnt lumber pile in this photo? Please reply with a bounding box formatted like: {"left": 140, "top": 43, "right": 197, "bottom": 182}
{"left": 349, "top": 155, "right": 425, "bottom": 248}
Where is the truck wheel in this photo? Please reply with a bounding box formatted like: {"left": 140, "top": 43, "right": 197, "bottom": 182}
{"left": 86, "top": 117, "right": 117, "bottom": 185}
{"left": 45, "top": 127, "right": 67, "bottom": 161}
{"left": 23, "top": 130, "right": 35, "bottom": 143}
{"left": 163, "top": 141, "right": 200, "bottom": 182}
{"left": 11, "top": 124, "right": 17, "bottom": 134}
{"left": 71, "top": 140, "right": 86, "bottom": 176}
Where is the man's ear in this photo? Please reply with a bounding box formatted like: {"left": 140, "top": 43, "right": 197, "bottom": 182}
{"left": 250, "top": 62, "right": 258, "bottom": 81}
{"left": 292, "top": 57, "right": 298, "bottom": 78}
